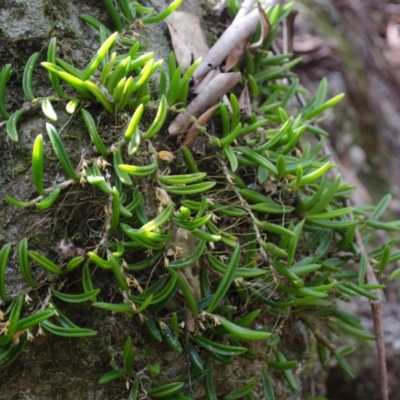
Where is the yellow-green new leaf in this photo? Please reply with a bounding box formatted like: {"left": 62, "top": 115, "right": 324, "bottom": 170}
{"left": 124, "top": 103, "right": 144, "bottom": 140}
{"left": 139, "top": 202, "right": 173, "bottom": 232}
{"left": 119, "top": 158, "right": 158, "bottom": 177}
{"left": 82, "top": 32, "right": 118, "bottom": 80}
{"left": 42, "top": 97, "right": 57, "bottom": 121}
{"left": 303, "top": 93, "right": 345, "bottom": 120}
{"left": 289, "top": 162, "right": 332, "bottom": 188}
{"left": 66, "top": 98, "right": 80, "bottom": 114}
{"left": 58, "top": 71, "right": 91, "bottom": 97}
{"left": 32, "top": 134, "right": 45, "bottom": 195}
{"left": 47, "top": 37, "right": 67, "bottom": 99}
{"left": 141, "top": 0, "right": 182, "bottom": 23}
{"left": 113, "top": 148, "right": 132, "bottom": 185}
{"left": 141, "top": 95, "right": 168, "bottom": 139}
{"left": 84, "top": 80, "right": 113, "bottom": 113}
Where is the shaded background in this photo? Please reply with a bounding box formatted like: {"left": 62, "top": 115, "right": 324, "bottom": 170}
{"left": 294, "top": 1, "right": 400, "bottom": 398}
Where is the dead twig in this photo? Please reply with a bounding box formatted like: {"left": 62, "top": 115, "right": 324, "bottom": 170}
{"left": 233, "top": 0, "right": 257, "bottom": 22}
{"left": 193, "top": 3, "right": 273, "bottom": 82}
{"left": 182, "top": 104, "right": 219, "bottom": 149}
{"left": 168, "top": 72, "right": 241, "bottom": 136}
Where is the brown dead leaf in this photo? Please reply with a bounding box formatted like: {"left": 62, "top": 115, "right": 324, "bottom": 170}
{"left": 239, "top": 82, "right": 252, "bottom": 118}
{"left": 185, "top": 311, "right": 195, "bottom": 333}
{"left": 183, "top": 104, "right": 219, "bottom": 148}
{"left": 192, "top": 135, "right": 207, "bottom": 156}
{"left": 165, "top": 11, "right": 209, "bottom": 72}
{"left": 285, "top": 10, "right": 298, "bottom": 53}
{"left": 249, "top": 2, "right": 271, "bottom": 49}
{"left": 182, "top": 126, "right": 200, "bottom": 149}
{"left": 225, "top": 42, "right": 246, "bottom": 72}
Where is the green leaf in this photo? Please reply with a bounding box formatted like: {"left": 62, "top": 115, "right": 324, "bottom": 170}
{"left": 218, "top": 318, "right": 271, "bottom": 340}
{"left": 303, "top": 93, "right": 345, "bottom": 120}
{"left": 273, "top": 349, "right": 298, "bottom": 390}
{"left": 148, "top": 382, "right": 185, "bottom": 398}
{"left": 98, "top": 369, "right": 126, "bottom": 384}
{"left": 207, "top": 245, "right": 240, "bottom": 313}
{"left": 289, "top": 161, "right": 332, "bottom": 188}
{"left": 333, "top": 351, "right": 354, "bottom": 378}
{"left": 141, "top": 0, "right": 182, "bottom": 24}
{"left": 0, "top": 243, "right": 12, "bottom": 301}
{"left": 46, "top": 123, "right": 80, "bottom": 181}
{"left": 224, "top": 379, "right": 257, "bottom": 399}
{"left": 307, "top": 207, "right": 354, "bottom": 220}
{"left": 262, "top": 368, "right": 276, "bottom": 400}
{"left": 370, "top": 194, "right": 392, "bottom": 220}
{"left": 365, "top": 220, "right": 400, "bottom": 232}
{"left": 388, "top": 268, "right": 400, "bottom": 281}
{"left": 167, "top": 268, "right": 198, "bottom": 316}
{"left": 286, "top": 220, "right": 305, "bottom": 268}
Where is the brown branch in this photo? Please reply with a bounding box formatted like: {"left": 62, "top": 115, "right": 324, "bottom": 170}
{"left": 193, "top": 3, "right": 274, "bottom": 82}
{"left": 233, "top": 0, "right": 257, "bottom": 22}
{"left": 168, "top": 72, "right": 241, "bottom": 136}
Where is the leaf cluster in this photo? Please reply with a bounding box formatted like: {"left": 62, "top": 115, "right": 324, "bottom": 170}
{"left": 0, "top": 1, "right": 398, "bottom": 398}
